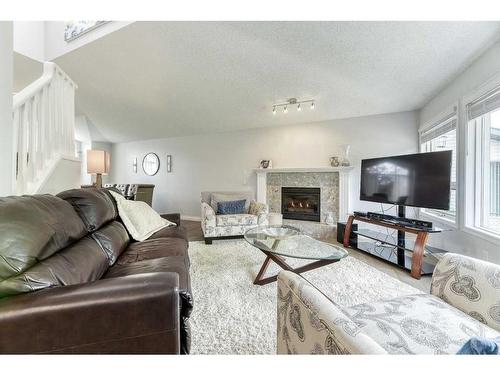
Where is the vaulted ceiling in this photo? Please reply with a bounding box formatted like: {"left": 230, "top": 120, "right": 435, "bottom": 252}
{"left": 18, "top": 21, "right": 500, "bottom": 143}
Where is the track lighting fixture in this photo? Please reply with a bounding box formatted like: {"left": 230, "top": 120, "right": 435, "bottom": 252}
{"left": 271, "top": 98, "right": 315, "bottom": 115}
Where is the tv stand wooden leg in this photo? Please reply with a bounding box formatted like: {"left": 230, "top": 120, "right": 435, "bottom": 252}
{"left": 411, "top": 232, "right": 429, "bottom": 279}
{"left": 343, "top": 215, "right": 355, "bottom": 248}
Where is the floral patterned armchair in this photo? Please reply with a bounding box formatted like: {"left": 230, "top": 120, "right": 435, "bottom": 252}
{"left": 201, "top": 191, "right": 269, "bottom": 244}
{"left": 277, "top": 253, "right": 500, "bottom": 354}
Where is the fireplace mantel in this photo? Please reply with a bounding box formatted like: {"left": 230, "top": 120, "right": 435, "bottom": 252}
{"left": 254, "top": 166, "right": 354, "bottom": 222}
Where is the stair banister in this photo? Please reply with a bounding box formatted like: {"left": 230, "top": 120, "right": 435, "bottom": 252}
{"left": 12, "top": 62, "right": 78, "bottom": 195}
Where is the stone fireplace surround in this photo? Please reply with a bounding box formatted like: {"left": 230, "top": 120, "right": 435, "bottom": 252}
{"left": 255, "top": 167, "right": 353, "bottom": 227}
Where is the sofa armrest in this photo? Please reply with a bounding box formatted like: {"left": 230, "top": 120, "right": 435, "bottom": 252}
{"left": 201, "top": 202, "right": 216, "bottom": 233}
{"left": 0, "top": 273, "right": 181, "bottom": 354}
{"left": 161, "top": 213, "right": 181, "bottom": 226}
{"left": 431, "top": 253, "right": 500, "bottom": 331}
{"left": 277, "top": 271, "right": 387, "bottom": 354}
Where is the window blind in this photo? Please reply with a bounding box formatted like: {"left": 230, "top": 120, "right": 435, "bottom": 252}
{"left": 467, "top": 86, "right": 500, "bottom": 120}
{"left": 419, "top": 115, "right": 457, "bottom": 144}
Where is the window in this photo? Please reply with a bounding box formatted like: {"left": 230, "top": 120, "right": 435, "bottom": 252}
{"left": 419, "top": 112, "right": 457, "bottom": 222}
{"left": 466, "top": 86, "right": 500, "bottom": 237}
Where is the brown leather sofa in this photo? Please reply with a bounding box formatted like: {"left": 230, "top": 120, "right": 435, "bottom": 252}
{"left": 0, "top": 188, "right": 192, "bottom": 354}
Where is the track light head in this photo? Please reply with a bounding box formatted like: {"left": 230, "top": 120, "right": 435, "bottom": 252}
{"left": 311, "top": 101, "right": 315, "bottom": 110}
{"left": 272, "top": 106, "right": 276, "bottom": 115}
{"left": 297, "top": 103, "right": 301, "bottom": 111}
{"left": 284, "top": 105, "right": 288, "bottom": 113}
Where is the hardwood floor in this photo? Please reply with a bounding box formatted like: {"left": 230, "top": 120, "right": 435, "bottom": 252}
{"left": 182, "top": 219, "right": 204, "bottom": 241}
{"left": 181, "top": 220, "right": 432, "bottom": 293}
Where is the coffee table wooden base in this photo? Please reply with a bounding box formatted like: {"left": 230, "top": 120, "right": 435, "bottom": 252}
{"left": 253, "top": 250, "right": 339, "bottom": 286}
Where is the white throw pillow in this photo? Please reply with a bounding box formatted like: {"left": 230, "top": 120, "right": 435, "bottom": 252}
{"left": 109, "top": 191, "right": 176, "bottom": 241}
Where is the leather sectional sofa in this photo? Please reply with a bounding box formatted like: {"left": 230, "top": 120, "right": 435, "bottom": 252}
{"left": 0, "top": 188, "right": 192, "bottom": 354}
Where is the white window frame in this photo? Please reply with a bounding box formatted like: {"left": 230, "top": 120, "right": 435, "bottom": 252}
{"left": 463, "top": 73, "right": 500, "bottom": 244}
{"left": 418, "top": 104, "right": 458, "bottom": 228}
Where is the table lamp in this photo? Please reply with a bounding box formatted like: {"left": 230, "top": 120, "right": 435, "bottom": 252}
{"left": 87, "top": 149, "right": 110, "bottom": 188}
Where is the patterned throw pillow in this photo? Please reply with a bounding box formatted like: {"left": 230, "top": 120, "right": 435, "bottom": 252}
{"left": 217, "top": 199, "right": 247, "bottom": 215}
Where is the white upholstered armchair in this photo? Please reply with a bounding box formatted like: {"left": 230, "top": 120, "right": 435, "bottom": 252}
{"left": 277, "top": 253, "right": 500, "bottom": 354}
{"left": 201, "top": 191, "right": 269, "bottom": 244}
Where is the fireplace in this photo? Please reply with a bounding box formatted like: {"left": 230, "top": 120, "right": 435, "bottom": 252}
{"left": 281, "top": 187, "right": 321, "bottom": 222}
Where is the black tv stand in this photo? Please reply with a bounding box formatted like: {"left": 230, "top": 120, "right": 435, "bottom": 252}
{"left": 344, "top": 207, "right": 445, "bottom": 279}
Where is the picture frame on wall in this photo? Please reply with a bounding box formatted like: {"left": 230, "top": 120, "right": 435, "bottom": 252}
{"left": 167, "top": 155, "right": 172, "bottom": 173}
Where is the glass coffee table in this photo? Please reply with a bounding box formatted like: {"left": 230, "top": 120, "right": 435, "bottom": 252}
{"left": 244, "top": 225, "right": 348, "bottom": 286}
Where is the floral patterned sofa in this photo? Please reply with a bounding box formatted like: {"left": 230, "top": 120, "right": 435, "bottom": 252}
{"left": 201, "top": 191, "right": 269, "bottom": 244}
{"left": 277, "top": 253, "right": 500, "bottom": 354}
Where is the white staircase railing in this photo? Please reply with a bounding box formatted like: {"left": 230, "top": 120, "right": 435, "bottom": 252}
{"left": 12, "top": 62, "right": 78, "bottom": 195}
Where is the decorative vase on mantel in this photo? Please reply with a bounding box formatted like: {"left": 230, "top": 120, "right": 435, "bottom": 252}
{"left": 340, "top": 145, "right": 351, "bottom": 167}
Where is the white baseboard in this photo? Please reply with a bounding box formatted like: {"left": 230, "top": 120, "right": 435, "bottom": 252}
{"left": 181, "top": 215, "right": 201, "bottom": 222}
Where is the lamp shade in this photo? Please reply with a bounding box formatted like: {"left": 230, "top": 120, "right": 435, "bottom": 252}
{"left": 87, "top": 150, "right": 110, "bottom": 174}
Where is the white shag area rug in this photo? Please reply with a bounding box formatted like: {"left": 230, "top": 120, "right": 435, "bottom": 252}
{"left": 188, "top": 239, "right": 421, "bottom": 355}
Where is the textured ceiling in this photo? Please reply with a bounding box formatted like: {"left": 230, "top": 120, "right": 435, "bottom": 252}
{"left": 49, "top": 21, "right": 500, "bottom": 143}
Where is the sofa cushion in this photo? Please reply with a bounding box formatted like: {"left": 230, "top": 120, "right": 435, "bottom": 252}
{"left": 344, "top": 294, "right": 500, "bottom": 354}
{"left": 116, "top": 238, "right": 188, "bottom": 265}
{"left": 217, "top": 199, "right": 246, "bottom": 215}
{"left": 0, "top": 236, "right": 109, "bottom": 297}
{"left": 209, "top": 192, "right": 253, "bottom": 213}
{"left": 216, "top": 214, "right": 258, "bottom": 226}
{"left": 431, "top": 253, "right": 500, "bottom": 332}
{"left": 91, "top": 221, "right": 130, "bottom": 265}
{"left": 147, "top": 225, "right": 188, "bottom": 241}
{"left": 0, "top": 195, "right": 87, "bottom": 282}
{"left": 57, "top": 188, "right": 117, "bottom": 232}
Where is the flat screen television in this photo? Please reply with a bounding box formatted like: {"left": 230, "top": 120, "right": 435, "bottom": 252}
{"left": 360, "top": 151, "right": 452, "bottom": 210}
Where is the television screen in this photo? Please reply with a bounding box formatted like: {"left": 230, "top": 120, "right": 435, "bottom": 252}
{"left": 360, "top": 151, "right": 452, "bottom": 210}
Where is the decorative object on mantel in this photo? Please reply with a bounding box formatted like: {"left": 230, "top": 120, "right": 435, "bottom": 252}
{"left": 64, "top": 21, "right": 110, "bottom": 42}
{"left": 272, "top": 98, "right": 315, "bottom": 115}
{"left": 259, "top": 160, "right": 272, "bottom": 169}
{"left": 329, "top": 156, "right": 340, "bottom": 167}
{"left": 133, "top": 157, "right": 137, "bottom": 173}
{"left": 166, "top": 154, "right": 172, "bottom": 173}
{"left": 142, "top": 153, "right": 160, "bottom": 176}
{"left": 87, "top": 149, "right": 110, "bottom": 188}
{"left": 340, "top": 144, "right": 351, "bottom": 166}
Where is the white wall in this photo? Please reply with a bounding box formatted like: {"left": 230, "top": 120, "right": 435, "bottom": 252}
{"left": 421, "top": 40, "right": 500, "bottom": 124}
{"left": 0, "top": 22, "right": 14, "bottom": 196}
{"left": 420, "top": 40, "right": 500, "bottom": 263}
{"left": 13, "top": 21, "right": 133, "bottom": 62}
{"left": 37, "top": 158, "right": 81, "bottom": 195}
{"left": 13, "top": 21, "right": 45, "bottom": 62}
{"left": 75, "top": 115, "right": 93, "bottom": 185}
{"left": 111, "top": 111, "right": 419, "bottom": 218}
